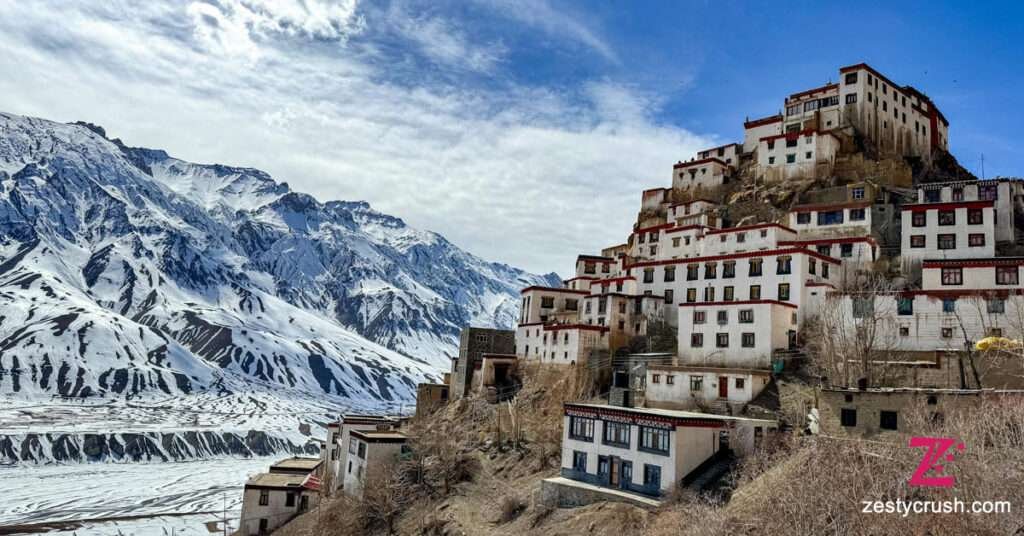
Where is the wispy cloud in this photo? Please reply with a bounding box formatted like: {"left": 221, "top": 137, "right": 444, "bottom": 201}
{"left": 473, "top": 0, "right": 618, "bottom": 63}
{"left": 0, "top": 0, "right": 711, "bottom": 275}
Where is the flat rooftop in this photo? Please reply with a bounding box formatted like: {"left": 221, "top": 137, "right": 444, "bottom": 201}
{"left": 351, "top": 429, "right": 408, "bottom": 443}
{"left": 269, "top": 457, "right": 322, "bottom": 471}
{"left": 566, "top": 403, "right": 777, "bottom": 425}
{"left": 246, "top": 472, "right": 307, "bottom": 489}
{"left": 646, "top": 364, "right": 772, "bottom": 376}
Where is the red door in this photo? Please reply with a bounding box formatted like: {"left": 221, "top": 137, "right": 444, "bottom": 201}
{"left": 718, "top": 377, "right": 728, "bottom": 399}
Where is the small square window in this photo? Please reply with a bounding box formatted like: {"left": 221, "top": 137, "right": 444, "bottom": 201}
{"left": 840, "top": 408, "right": 857, "bottom": 427}
{"left": 879, "top": 411, "right": 898, "bottom": 431}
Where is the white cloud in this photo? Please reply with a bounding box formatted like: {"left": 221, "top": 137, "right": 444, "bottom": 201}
{"left": 474, "top": 0, "right": 618, "bottom": 63}
{"left": 0, "top": 0, "right": 713, "bottom": 276}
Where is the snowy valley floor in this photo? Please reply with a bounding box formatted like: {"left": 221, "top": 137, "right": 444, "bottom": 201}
{"left": 0, "top": 393, "right": 383, "bottom": 535}
{"left": 0, "top": 457, "right": 271, "bottom": 535}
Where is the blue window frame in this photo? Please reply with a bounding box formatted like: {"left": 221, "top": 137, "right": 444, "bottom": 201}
{"left": 572, "top": 451, "right": 587, "bottom": 472}
{"left": 638, "top": 426, "right": 670, "bottom": 455}
{"left": 942, "top": 298, "right": 957, "bottom": 313}
{"left": 643, "top": 464, "right": 662, "bottom": 489}
{"left": 569, "top": 416, "right": 595, "bottom": 441}
{"left": 602, "top": 421, "right": 631, "bottom": 448}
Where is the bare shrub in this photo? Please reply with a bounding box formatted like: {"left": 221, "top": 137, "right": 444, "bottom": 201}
{"left": 498, "top": 494, "right": 526, "bottom": 523}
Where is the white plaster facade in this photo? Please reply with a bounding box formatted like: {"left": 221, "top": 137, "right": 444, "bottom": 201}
{"left": 342, "top": 430, "right": 408, "bottom": 499}
{"left": 900, "top": 201, "right": 996, "bottom": 269}
{"left": 678, "top": 300, "right": 797, "bottom": 369}
{"left": 672, "top": 158, "right": 731, "bottom": 192}
{"left": 558, "top": 403, "right": 776, "bottom": 498}
{"left": 645, "top": 365, "right": 772, "bottom": 409}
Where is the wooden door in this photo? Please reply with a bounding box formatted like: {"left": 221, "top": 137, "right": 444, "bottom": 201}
{"left": 610, "top": 457, "right": 620, "bottom": 486}
{"left": 718, "top": 377, "right": 728, "bottom": 398}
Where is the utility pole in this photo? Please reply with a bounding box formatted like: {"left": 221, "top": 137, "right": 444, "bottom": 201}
{"left": 980, "top": 153, "right": 985, "bottom": 180}
{"left": 223, "top": 493, "right": 227, "bottom": 536}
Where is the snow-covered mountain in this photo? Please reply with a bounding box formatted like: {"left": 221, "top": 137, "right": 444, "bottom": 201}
{"left": 0, "top": 111, "right": 558, "bottom": 405}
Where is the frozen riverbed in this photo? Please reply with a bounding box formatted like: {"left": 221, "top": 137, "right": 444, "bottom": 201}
{"left": 0, "top": 457, "right": 273, "bottom": 535}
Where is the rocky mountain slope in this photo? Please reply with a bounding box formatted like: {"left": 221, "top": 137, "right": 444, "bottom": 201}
{"left": 0, "top": 111, "right": 557, "bottom": 406}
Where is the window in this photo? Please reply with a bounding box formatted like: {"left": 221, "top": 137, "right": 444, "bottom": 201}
{"left": 911, "top": 212, "right": 926, "bottom": 227}
{"left": 687, "top": 288, "right": 697, "bottom": 303}
{"left": 651, "top": 374, "right": 660, "bottom": 384}
{"left": 584, "top": 262, "right": 596, "bottom": 274}
{"left": 823, "top": 263, "right": 830, "bottom": 278}
{"left": 924, "top": 189, "right": 941, "bottom": 202}
{"left": 938, "top": 210, "right": 955, "bottom": 226}
{"left": 749, "top": 258, "right": 763, "bottom": 276}
{"left": 357, "top": 441, "right": 366, "bottom": 459}
{"left": 979, "top": 184, "right": 998, "bottom": 201}
{"left": 988, "top": 298, "right": 1006, "bottom": 314}
{"left": 690, "top": 376, "right": 703, "bottom": 391}
{"left": 643, "top": 464, "right": 662, "bottom": 488}
{"left": 569, "top": 417, "right": 595, "bottom": 441}
{"left": 723, "top": 262, "right": 736, "bottom": 278}
{"left": 723, "top": 286, "right": 735, "bottom": 301}
{"left": 741, "top": 333, "right": 755, "bottom": 348}
{"left": 603, "top": 421, "right": 630, "bottom": 447}
{"left": 717, "top": 310, "right": 728, "bottom": 325}
{"left": 786, "top": 153, "right": 796, "bottom": 163}
{"left": 840, "top": 243, "right": 854, "bottom": 257}
{"left": 968, "top": 209, "right": 983, "bottom": 225}
{"left": 796, "top": 212, "right": 811, "bottom": 224}
{"left": 259, "top": 490, "right": 269, "bottom": 506}
{"left": 851, "top": 187, "right": 865, "bottom": 199}
{"left": 639, "top": 426, "right": 670, "bottom": 454}
{"left": 852, "top": 296, "right": 874, "bottom": 318}
{"left": 768, "top": 156, "right": 776, "bottom": 165}
{"left": 704, "top": 262, "right": 717, "bottom": 279}
{"left": 849, "top": 208, "right": 866, "bottom": 221}
{"left": 260, "top": 519, "right": 269, "bottom": 533}
{"left": 840, "top": 408, "right": 857, "bottom": 427}
{"left": 663, "top": 266, "right": 676, "bottom": 282}
{"left": 997, "top": 266, "right": 1019, "bottom": 285}
{"left": 749, "top": 285, "right": 761, "bottom": 300}
{"left": 900, "top": 325, "right": 910, "bottom": 337}
{"left": 778, "top": 283, "right": 791, "bottom": 301}
{"left": 691, "top": 333, "right": 704, "bottom": 347}
{"left": 943, "top": 299, "right": 957, "bottom": 313}
{"left": 937, "top": 234, "right": 956, "bottom": 250}
{"left": 739, "top": 309, "right": 754, "bottom": 323}
{"left": 804, "top": 151, "right": 812, "bottom": 160}
{"left": 286, "top": 492, "right": 296, "bottom": 507}
{"left": 809, "top": 258, "right": 816, "bottom": 275}
{"left": 879, "top": 411, "right": 898, "bottom": 431}
{"left": 776, "top": 256, "right": 792, "bottom": 275}
{"left": 572, "top": 451, "right": 587, "bottom": 472}
{"left": 716, "top": 333, "right": 729, "bottom": 348}
{"left": 694, "top": 311, "right": 706, "bottom": 324}
{"left": 541, "top": 296, "right": 554, "bottom": 308}
{"left": 664, "top": 289, "right": 674, "bottom": 304}
{"left": 844, "top": 72, "right": 858, "bottom": 84}
{"left": 941, "top": 327, "right": 954, "bottom": 338}
{"left": 817, "top": 210, "right": 844, "bottom": 226}
{"left": 704, "top": 287, "right": 716, "bottom": 302}
{"left": 767, "top": 140, "right": 776, "bottom": 150}
{"left": 666, "top": 375, "right": 675, "bottom": 385}
{"left": 672, "top": 237, "right": 681, "bottom": 247}
{"left": 737, "top": 232, "right": 746, "bottom": 243}
{"left": 349, "top": 438, "right": 358, "bottom": 455}
{"left": 817, "top": 244, "right": 831, "bottom": 255}
{"left": 969, "top": 234, "right": 985, "bottom": 247}
{"left": 941, "top": 267, "right": 963, "bottom": 285}
{"left": 643, "top": 268, "right": 654, "bottom": 283}
{"left": 735, "top": 377, "right": 746, "bottom": 389}
{"left": 566, "top": 299, "right": 578, "bottom": 311}
{"left": 910, "top": 235, "right": 926, "bottom": 248}
{"left": 898, "top": 297, "right": 913, "bottom": 315}
{"left": 687, "top": 264, "right": 699, "bottom": 281}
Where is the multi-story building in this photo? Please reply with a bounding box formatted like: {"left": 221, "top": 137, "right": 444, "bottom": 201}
{"left": 900, "top": 199, "right": 996, "bottom": 271}
{"left": 342, "top": 430, "right": 409, "bottom": 499}
{"left": 451, "top": 327, "right": 515, "bottom": 398}
{"left": 644, "top": 365, "right": 773, "bottom": 412}
{"left": 239, "top": 458, "right": 321, "bottom": 535}
{"left": 546, "top": 403, "right": 775, "bottom": 501}
{"left": 326, "top": 414, "right": 397, "bottom": 491}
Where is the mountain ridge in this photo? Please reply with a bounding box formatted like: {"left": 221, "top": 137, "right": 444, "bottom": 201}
{"left": 0, "top": 111, "right": 558, "bottom": 405}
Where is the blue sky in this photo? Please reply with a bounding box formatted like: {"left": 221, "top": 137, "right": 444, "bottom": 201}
{"left": 0, "top": 0, "right": 1020, "bottom": 276}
